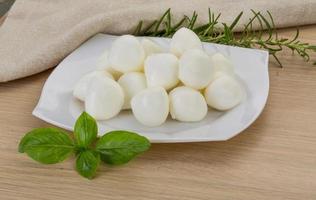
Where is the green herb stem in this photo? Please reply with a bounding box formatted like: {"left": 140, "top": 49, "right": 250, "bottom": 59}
{"left": 133, "top": 9, "right": 316, "bottom": 67}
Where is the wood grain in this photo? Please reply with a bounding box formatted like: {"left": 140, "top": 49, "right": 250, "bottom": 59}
{"left": 0, "top": 24, "right": 316, "bottom": 200}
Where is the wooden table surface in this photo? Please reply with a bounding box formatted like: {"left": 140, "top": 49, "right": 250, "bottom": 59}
{"left": 1, "top": 14, "right": 316, "bottom": 199}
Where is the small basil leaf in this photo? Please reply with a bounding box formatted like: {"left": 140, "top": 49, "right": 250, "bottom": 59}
{"left": 74, "top": 112, "right": 98, "bottom": 148}
{"left": 18, "top": 128, "right": 74, "bottom": 164}
{"left": 76, "top": 150, "right": 100, "bottom": 179}
{"left": 96, "top": 131, "right": 150, "bottom": 165}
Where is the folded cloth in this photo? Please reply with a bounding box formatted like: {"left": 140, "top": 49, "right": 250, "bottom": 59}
{"left": 0, "top": 0, "right": 316, "bottom": 82}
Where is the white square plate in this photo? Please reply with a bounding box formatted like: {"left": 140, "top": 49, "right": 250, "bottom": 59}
{"left": 33, "top": 34, "right": 269, "bottom": 143}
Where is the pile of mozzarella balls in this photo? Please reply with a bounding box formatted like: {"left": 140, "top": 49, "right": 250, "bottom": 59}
{"left": 73, "top": 28, "right": 244, "bottom": 127}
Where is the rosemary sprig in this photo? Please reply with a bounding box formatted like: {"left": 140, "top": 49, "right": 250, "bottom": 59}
{"left": 133, "top": 9, "right": 316, "bottom": 67}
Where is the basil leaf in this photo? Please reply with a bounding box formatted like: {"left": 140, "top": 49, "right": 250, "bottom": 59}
{"left": 74, "top": 112, "right": 98, "bottom": 148}
{"left": 76, "top": 150, "right": 100, "bottom": 179}
{"left": 18, "top": 128, "right": 74, "bottom": 164}
{"left": 96, "top": 131, "right": 150, "bottom": 165}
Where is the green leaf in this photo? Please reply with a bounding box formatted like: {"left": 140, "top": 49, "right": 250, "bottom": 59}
{"left": 74, "top": 112, "right": 98, "bottom": 148}
{"left": 96, "top": 131, "right": 151, "bottom": 165}
{"left": 229, "top": 11, "right": 243, "bottom": 30}
{"left": 154, "top": 8, "right": 170, "bottom": 34}
{"left": 19, "top": 128, "right": 74, "bottom": 164}
{"left": 76, "top": 150, "right": 100, "bottom": 179}
{"left": 133, "top": 20, "right": 143, "bottom": 35}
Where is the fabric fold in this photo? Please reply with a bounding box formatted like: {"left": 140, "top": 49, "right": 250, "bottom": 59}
{"left": 1, "top": 0, "right": 316, "bottom": 82}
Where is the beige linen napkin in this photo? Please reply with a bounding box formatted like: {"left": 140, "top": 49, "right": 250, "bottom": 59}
{"left": 0, "top": 0, "right": 316, "bottom": 82}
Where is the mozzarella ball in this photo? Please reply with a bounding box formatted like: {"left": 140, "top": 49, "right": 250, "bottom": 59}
{"left": 73, "top": 70, "right": 114, "bottom": 101}
{"left": 131, "top": 87, "right": 169, "bottom": 127}
{"left": 210, "top": 53, "right": 234, "bottom": 80}
{"left": 144, "top": 53, "right": 179, "bottom": 90}
{"left": 85, "top": 76, "right": 124, "bottom": 120}
{"left": 118, "top": 72, "right": 147, "bottom": 110}
{"left": 204, "top": 75, "right": 243, "bottom": 111}
{"left": 169, "top": 87, "right": 207, "bottom": 122}
{"left": 109, "top": 35, "right": 145, "bottom": 73}
{"left": 211, "top": 53, "right": 233, "bottom": 73}
{"left": 96, "top": 50, "right": 123, "bottom": 80}
{"left": 210, "top": 71, "right": 235, "bottom": 84}
{"left": 179, "top": 49, "right": 213, "bottom": 90}
{"left": 170, "top": 27, "right": 203, "bottom": 57}
{"left": 141, "top": 38, "right": 163, "bottom": 57}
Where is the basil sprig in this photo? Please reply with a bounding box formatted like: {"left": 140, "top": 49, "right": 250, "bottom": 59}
{"left": 19, "top": 112, "right": 151, "bottom": 179}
